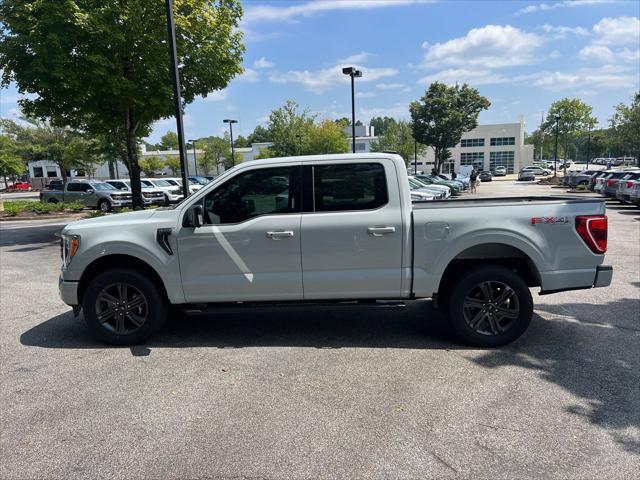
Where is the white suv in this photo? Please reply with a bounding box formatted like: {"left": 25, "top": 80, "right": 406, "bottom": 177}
{"left": 522, "top": 166, "right": 551, "bottom": 176}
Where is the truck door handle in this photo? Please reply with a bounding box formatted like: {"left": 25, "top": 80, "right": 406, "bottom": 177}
{"left": 266, "top": 230, "right": 294, "bottom": 240}
{"left": 367, "top": 226, "right": 396, "bottom": 236}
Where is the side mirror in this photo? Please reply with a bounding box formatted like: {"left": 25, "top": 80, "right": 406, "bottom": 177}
{"left": 120, "top": 186, "right": 128, "bottom": 190}
{"left": 86, "top": 188, "right": 94, "bottom": 194}
{"left": 183, "top": 204, "right": 203, "bottom": 228}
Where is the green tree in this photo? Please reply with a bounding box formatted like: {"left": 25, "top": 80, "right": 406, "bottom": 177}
{"left": 165, "top": 156, "right": 181, "bottom": 176}
{"left": 254, "top": 147, "right": 275, "bottom": 160}
{"left": 0, "top": 134, "right": 24, "bottom": 188}
{"left": 370, "top": 120, "right": 426, "bottom": 164}
{"left": 160, "top": 131, "right": 179, "bottom": 150}
{"left": 410, "top": 82, "right": 490, "bottom": 173}
{"left": 246, "top": 125, "right": 271, "bottom": 144}
{"left": 234, "top": 135, "right": 249, "bottom": 148}
{"left": 303, "top": 120, "right": 349, "bottom": 155}
{"left": 369, "top": 116, "right": 397, "bottom": 136}
{"left": 0, "top": 117, "right": 83, "bottom": 181}
{"left": 201, "top": 136, "right": 231, "bottom": 172}
{"left": 266, "top": 100, "right": 316, "bottom": 156}
{"left": 139, "top": 155, "right": 164, "bottom": 176}
{"left": 541, "top": 98, "right": 597, "bottom": 172}
{"left": 0, "top": 0, "right": 245, "bottom": 208}
{"left": 610, "top": 91, "right": 640, "bottom": 163}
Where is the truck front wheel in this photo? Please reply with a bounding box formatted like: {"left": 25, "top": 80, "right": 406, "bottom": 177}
{"left": 447, "top": 265, "right": 533, "bottom": 347}
{"left": 82, "top": 268, "right": 167, "bottom": 345}
{"left": 98, "top": 199, "right": 112, "bottom": 212}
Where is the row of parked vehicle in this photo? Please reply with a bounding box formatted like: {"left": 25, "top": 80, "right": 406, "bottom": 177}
{"left": 406, "top": 172, "right": 474, "bottom": 200}
{"left": 564, "top": 168, "right": 640, "bottom": 205}
{"left": 40, "top": 175, "right": 218, "bottom": 211}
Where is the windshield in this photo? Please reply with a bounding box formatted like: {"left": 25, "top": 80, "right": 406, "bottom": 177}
{"left": 153, "top": 179, "right": 172, "bottom": 186}
{"left": 92, "top": 182, "right": 116, "bottom": 191}
{"left": 189, "top": 176, "right": 208, "bottom": 185}
{"left": 141, "top": 180, "right": 154, "bottom": 187}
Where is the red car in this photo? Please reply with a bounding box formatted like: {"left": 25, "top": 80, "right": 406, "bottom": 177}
{"left": 9, "top": 181, "right": 32, "bottom": 191}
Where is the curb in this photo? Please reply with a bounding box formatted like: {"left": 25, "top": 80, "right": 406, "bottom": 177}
{"left": 0, "top": 214, "right": 87, "bottom": 222}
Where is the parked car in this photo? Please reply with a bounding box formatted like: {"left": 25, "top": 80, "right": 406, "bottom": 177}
{"left": 521, "top": 166, "right": 551, "bottom": 176}
{"left": 8, "top": 181, "right": 32, "bottom": 191}
{"left": 141, "top": 178, "right": 187, "bottom": 203}
{"left": 600, "top": 171, "right": 639, "bottom": 198}
{"left": 163, "top": 177, "right": 203, "bottom": 194}
{"left": 416, "top": 174, "right": 460, "bottom": 195}
{"left": 630, "top": 182, "right": 640, "bottom": 205}
{"left": 435, "top": 173, "right": 466, "bottom": 191}
{"left": 492, "top": 167, "right": 507, "bottom": 177}
{"left": 591, "top": 171, "right": 612, "bottom": 192}
{"left": 410, "top": 190, "right": 435, "bottom": 201}
{"left": 58, "top": 153, "right": 611, "bottom": 348}
{"left": 41, "top": 180, "right": 131, "bottom": 211}
{"left": 566, "top": 169, "right": 601, "bottom": 188}
{"left": 45, "top": 179, "right": 64, "bottom": 190}
{"left": 518, "top": 169, "right": 535, "bottom": 181}
{"left": 479, "top": 171, "right": 493, "bottom": 182}
{"left": 188, "top": 176, "right": 210, "bottom": 186}
{"left": 105, "top": 180, "right": 167, "bottom": 206}
{"left": 615, "top": 176, "right": 640, "bottom": 203}
{"left": 408, "top": 176, "right": 450, "bottom": 199}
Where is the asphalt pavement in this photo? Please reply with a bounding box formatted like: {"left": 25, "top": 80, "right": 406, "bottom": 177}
{"left": 1, "top": 182, "right": 638, "bottom": 479}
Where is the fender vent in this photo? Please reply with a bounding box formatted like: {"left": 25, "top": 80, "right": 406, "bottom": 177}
{"left": 156, "top": 228, "right": 173, "bottom": 255}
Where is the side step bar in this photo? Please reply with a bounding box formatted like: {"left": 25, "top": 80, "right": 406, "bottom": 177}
{"left": 180, "top": 300, "right": 406, "bottom": 315}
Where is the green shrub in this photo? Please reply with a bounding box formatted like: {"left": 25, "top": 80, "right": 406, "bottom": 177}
{"left": 86, "top": 210, "right": 104, "bottom": 218}
{"left": 66, "top": 201, "right": 85, "bottom": 211}
{"left": 576, "top": 184, "right": 587, "bottom": 190}
{"left": 3, "top": 203, "right": 20, "bottom": 216}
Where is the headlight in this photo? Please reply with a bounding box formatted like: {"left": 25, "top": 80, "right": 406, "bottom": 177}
{"left": 61, "top": 235, "right": 80, "bottom": 268}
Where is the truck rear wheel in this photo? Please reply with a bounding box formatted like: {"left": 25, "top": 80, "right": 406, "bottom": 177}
{"left": 446, "top": 265, "right": 533, "bottom": 347}
{"left": 82, "top": 268, "right": 167, "bottom": 345}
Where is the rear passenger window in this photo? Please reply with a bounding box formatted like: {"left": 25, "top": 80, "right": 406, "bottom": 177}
{"left": 313, "top": 163, "right": 388, "bottom": 212}
{"left": 67, "top": 183, "right": 82, "bottom": 192}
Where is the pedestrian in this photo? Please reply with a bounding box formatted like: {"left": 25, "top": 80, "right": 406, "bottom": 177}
{"left": 431, "top": 167, "right": 438, "bottom": 176}
{"left": 451, "top": 171, "right": 457, "bottom": 181}
{"left": 470, "top": 169, "right": 478, "bottom": 193}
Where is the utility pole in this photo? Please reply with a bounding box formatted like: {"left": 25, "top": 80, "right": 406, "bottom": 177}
{"left": 223, "top": 119, "right": 238, "bottom": 166}
{"left": 553, "top": 114, "right": 560, "bottom": 177}
{"left": 586, "top": 126, "right": 591, "bottom": 169}
{"left": 342, "top": 67, "right": 362, "bottom": 153}
{"left": 165, "top": 0, "right": 189, "bottom": 196}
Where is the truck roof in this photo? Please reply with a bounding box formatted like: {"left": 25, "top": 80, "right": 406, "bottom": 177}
{"left": 242, "top": 152, "right": 404, "bottom": 166}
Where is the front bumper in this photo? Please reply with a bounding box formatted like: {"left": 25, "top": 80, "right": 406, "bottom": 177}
{"left": 110, "top": 198, "right": 133, "bottom": 207}
{"left": 59, "top": 275, "right": 79, "bottom": 306}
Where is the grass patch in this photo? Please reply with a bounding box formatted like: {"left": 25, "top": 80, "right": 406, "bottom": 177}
{"left": 2, "top": 200, "right": 86, "bottom": 217}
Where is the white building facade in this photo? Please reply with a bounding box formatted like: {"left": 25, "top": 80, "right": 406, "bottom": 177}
{"left": 410, "top": 119, "right": 533, "bottom": 174}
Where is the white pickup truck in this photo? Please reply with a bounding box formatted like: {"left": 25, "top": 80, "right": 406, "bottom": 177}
{"left": 58, "top": 153, "right": 612, "bottom": 347}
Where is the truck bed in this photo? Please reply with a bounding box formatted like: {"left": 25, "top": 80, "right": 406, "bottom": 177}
{"left": 412, "top": 196, "right": 604, "bottom": 209}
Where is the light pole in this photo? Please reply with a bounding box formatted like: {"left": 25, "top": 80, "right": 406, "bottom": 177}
{"left": 223, "top": 119, "right": 238, "bottom": 166}
{"left": 188, "top": 139, "right": 198, "bottom": 176}
{"left": 414, "top": 140, "right": 418, "bottom": 175}
{"left": 553, "top": 114, "right": 560, "bottom": 177}
{"left": 585, "top": 126, "right": 591, "bottom": 169}
{"left": 296, "top": 134, "right": 303, "bottom": 155}
{"left": 342, "top": 66, "right": 362, "bottom": 153}
{"left": 165, "top": 0, "right": 189, "bottom": 197}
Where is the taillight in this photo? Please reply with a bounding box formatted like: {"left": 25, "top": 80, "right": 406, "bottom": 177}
{"left": 607, "top": 179, "right": 616, "bottom": 187}
{"left": 575, "top": 215, "right": 607, "bottom": 254}
{"left": 626, "top": 181, "right": 634, "bottom": 188}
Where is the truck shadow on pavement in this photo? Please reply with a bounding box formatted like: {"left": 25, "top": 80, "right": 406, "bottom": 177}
{"left": 473, "top": 297, "right": 640, "bottom": 456}
{"left": 0, "top": 224, "right": 63, "bottom": 252}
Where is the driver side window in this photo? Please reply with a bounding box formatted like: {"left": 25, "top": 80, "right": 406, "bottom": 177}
{"left": 203, "top": 166, "right": 300, "bottom": 224}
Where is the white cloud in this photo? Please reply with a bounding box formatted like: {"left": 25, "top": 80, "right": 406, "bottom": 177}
{"left": 239, "top": 68, "right": 259, "bottom": 82}
{"left": 356, "top": 91, "right": 377, "bottom": 98}
{"left": 516, "top": 0, "right": 617, "bottom": 16}
{"left": 376, "top": 83, "right": 405, "bottom": 89}
{"left": 592, "top": 16, "right": 640, "bottom": 45}
{"left": 253, "top": 57, "right": 275, "bottom": 69}
{"left": 539, "top": 24, "right": 589, "bottom": 38}
{"left": 201, "top": 90, "right": 228, "bottom": 102}
{"left": 422, "top": 25, "right": 542, "bottom": 68}
{"left": 532, "top": 67, "right": 638, "bottom": 91}
{"left": 269, "top": 64, "right": 398, "bottom": 93}
{"left": 243, "top": 0, "right": 435, "bottom": 24}
{"left": 338, "top": 52, "right": 375, "bottom": 64}
{"left": 418, "top": 68, "right": 510, "bottom": 86}
{"left": 579, "top": 45, "right": 639, "bottom": 63}
{"left": 359, "top": 103, "right": 410, "bottom": 120}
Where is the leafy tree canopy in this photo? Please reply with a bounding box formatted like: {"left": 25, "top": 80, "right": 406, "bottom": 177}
{"left": 160, "top": 131, "right": 179, "bottom": 150}
{"left": 266, "top": 100, "right": 316, "bottom": 157}
{"left": 303, "top": 120, "right": 349, "bottom": 155}
{"left": 410, "top": 82, "right": 490, "bottom": 172}
{"left": 371, "top": 120, "right": 426, "bottom": 164}
{"left": 369, "top": 116, "right": 397, "bottom": 136}
{"left": 139, "top": 155, "right": 164, "bottom": 177}
{"left": 0, "top": 0, "right": 245, "bottom": 207}
{"left": 610, "top": 91, "right": 640, "bottom": 160}
{"left": 246, "top": 125, "right": 271, "bottom": 144}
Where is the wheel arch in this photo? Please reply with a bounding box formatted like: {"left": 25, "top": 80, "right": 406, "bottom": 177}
{"left": 77, "top": 254, "right": 169, "bottom": 306}
{"left": 437, "top": 243, "right": 541, "bottom": 300}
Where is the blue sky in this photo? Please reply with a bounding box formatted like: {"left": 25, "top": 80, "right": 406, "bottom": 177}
{"left": 1, "top": 0, "right": 638, "bottom": 143}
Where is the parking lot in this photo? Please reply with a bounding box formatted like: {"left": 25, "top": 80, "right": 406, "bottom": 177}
{"left": 1, "top": 181, "right": 638, "bottom": 479}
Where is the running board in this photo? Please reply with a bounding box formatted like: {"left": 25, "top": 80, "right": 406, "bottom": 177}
{"left": 180, "top": 300, "right": 406, "bottom": 315}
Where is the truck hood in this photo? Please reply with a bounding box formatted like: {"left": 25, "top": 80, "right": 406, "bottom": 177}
{"left": 62, "top": 208, "right": 178, "bottom": 234}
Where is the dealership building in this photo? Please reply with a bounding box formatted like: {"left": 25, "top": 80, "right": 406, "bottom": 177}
{"left": 410, "top": 118, "right": 534, "bottom": 174}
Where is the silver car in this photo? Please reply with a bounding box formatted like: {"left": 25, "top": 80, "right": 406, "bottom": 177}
{"left": 105, "top": 180, "right": 166, "bottom": 206}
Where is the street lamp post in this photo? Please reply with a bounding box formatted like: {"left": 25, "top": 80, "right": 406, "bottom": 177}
{"left": 414, "top": 140, "right": 418, "bottom": 175}
{"left": 223, "top": 119, "right": 238, "bottom": 166}
{"left": 188, "top": 139, "right": 198, "bottom": 176}
{"left": 296, "top": 134, "right": 303, "bottom": 155}
{"left": 553, "top": 114, "right": 560, "bottom": 177}
{"left": 586, "top": 126, "right": 591, "bottom": 169}
{"left": 164, "top": 0, "right": 189, "bottom": 197}
{"left": 342, "top": 66, "right": 362, "bottom": 154}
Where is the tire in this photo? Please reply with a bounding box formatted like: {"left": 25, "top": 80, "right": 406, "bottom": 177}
{"left": 82, "top": 268, "right": 167, "bottom": 345}
{"left": 98, "top": 199, "right": 112, "bottom": 212}
{"left": 542, "top": 171, "right": 549, "bottom": 176}
{"left": 446, "top": 265, "right": 533, "bottom": 347}
{"left": 164, "top": 194, "right": 170, "bottom": 207}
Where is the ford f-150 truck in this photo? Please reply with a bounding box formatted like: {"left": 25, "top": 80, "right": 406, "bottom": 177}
{"left": 42, "top": 180, "right": 132, "bottom": 212}
{"left": 58, "top": 153, "right": 612, "bottom": 347}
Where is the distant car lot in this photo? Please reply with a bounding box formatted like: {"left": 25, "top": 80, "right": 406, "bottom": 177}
{"left": 1, "top": 181, "right": 638, "bottom": 479}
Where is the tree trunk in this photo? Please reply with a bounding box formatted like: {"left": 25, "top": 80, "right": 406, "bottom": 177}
{"left": 125, "top": 109, "right": 144, "bottom": 209}
{"left": 108, "top": 159, "right": 116, "bottom": 179}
